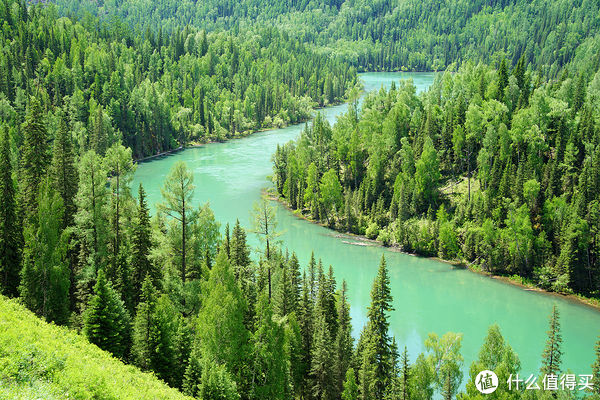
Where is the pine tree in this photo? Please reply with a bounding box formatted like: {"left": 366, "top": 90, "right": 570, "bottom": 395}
{"left": 74, "top": 150, "right": 108, "bottom": 311}
{"left": 131, "top": 184, "right": 157, "bottom": 305}
{"left": 363, "top": 255, "right": 395, "bottom": 399}
{"left": 335, "top": 280, "right": 354, "bottom": 398}
{"left": 230, "top": 218, "right": 251, "bottom": 272}
{"left": 159, "top": 161, "right": 196, "bottom": 284}
{"left": 131, "top": 276, "right": 157, "bottom": 371}
{"left": 400, "top": 346, "right": 411, "bottom": 400}
{"left": 20, "top": 97, "right": 50, "bottom": 225}
{"left": 289, "top": 252, "right": 301, "bottom": 312}
{"left": 297, "top": 270, "right": 315, "bottom": 398}
{"left": 251, "top": 293, "right": 288, "bottom": 400}
{"left": 310, "top": 312, "right": 335, "bottom": 400}
{"left": 342, "top": 368, "right": 358, "bottom": 400}
{"left": 540, "top": 305, "right": 562, "bottom": 376}
{"left": 83, "top": 269, "right": 131, "bottom": 359}
{"left": 497, "top": 59, "right": 508, "bottom": 101}
{"left": 199, "top": 359, "right": 240, "bottom": 400}
{"left": 103, "top": 143, "right": 135, "bottom": 273}
{"left": 0, "top": 128, "right": 21, "bottom": 296}
{"left": 274, "top": 259, "right": 294, "bottom": 317}
{"left": 197, "top": 249, "right": 251, "bottom": 393}
{"left": 50, "top": 113, "right": 78, "bottom": 229}
{"left": 19, "top": 180, "right": 70, "bottom": 324}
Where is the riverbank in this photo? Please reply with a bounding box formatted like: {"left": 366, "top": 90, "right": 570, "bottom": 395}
{"left": 269, "top": 189, "right": 600, "bottom": 312}
{"left": 133, "top": 97, "right": 356, "bottom": 163}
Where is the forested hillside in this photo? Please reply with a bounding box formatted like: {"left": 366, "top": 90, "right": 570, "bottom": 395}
{"left": 56, "top": 0, "right": 600, "bottom": 74}
{"left": 0, "top": 0, "right": 356, "bottom": 158}
{"left": 274, "top": 59, "right": 600, "bottom": 297}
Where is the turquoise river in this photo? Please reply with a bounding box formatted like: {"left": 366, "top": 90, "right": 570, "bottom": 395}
{"left": 132, "top": 72, "right": 599, "bottom": 384}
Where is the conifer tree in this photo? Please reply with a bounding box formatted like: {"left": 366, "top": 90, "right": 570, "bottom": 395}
{"left": 310, "top": 312, "right": 335, "bottom": 400}
{"left": 298, "top": 271, "right": 314, "bottom": 399}
{"left": 400, "top": 346, "right": 411, "bottom": 400}
{"left": 199, "top": 359, "right": 240, "bottom": 400}
{"left": 197, "top": 249, "right": 251, "bottom": 394}
{"left": 0, "top": 128, "right": 21, "bottom": 296}
{"left": 103, "top": 142, "right": 135, "bottom": 271}
{"left": 83, "top": 269, "right": 131, "bottom": 360}
{"left": 251, "top": 293, "right": 288, "bottom": 400}
{"left": 342, "top": 368, "right": 358, "bottom": 400}
{"left": 19, "top": 180, "right": 70, "bottom": 324}
{"left": 131, "top": 276, "right": 158, "bottom": 371}
{"left": 335, "top": 280, "right": 354, "bottom": 397}
{"left": 131, "top": 184, "right": 157, "bottom": 304}
{"left": 540, "top": 305, "right": 562, "bottom": 376}
{"left": 289, "top": 252, "right": 301, "bottom": 310}
{"left": 20, "top": 97, "right": 50, "bottom": 225}
{"left": 362, "top": 255, "right": 395, "bottom": 399}
{"left": 50, "top": 113, "right": 78, "bottom": 229}
{"left": 230, "top": 218, "right": 251, "bottom": 272}
{"left": 74, "top": 150, "right": 108, "bottom": 310}
{"left": 275, "top": 260, "right": 294, "bottom": 317}
{"left": 159, "top": 161, "right": 196, "bottom": 284}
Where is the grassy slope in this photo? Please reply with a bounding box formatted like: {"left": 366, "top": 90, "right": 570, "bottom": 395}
{"left": 0, "top": 296, "right": 192, "bottom": 400}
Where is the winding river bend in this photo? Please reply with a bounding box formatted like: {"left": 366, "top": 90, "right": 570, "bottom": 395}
{"left": 132, "top": 72, "right": 599, "bottom": 381}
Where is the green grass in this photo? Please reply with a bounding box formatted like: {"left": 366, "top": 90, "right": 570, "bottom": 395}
{"left": 0, "top": 296, "right": 192, "bottom": 400}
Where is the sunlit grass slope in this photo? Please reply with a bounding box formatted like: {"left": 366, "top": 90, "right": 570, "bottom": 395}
{"left": 0, "top": 295, "right": 192, "bottom": 400}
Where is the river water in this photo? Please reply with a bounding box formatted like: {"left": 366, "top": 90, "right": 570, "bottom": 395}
{"left": 132, "top": 72, "right": 599, "bottom": 383}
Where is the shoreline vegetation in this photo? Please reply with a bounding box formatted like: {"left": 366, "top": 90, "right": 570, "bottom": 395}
{"left": 270, "top": 188, "right": 600, "bottom": 312}
{"left": 133, "top": 97, "right": 355, "bottom": 163}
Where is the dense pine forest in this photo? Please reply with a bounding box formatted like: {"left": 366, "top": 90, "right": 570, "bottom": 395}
{"left": 56, "top": 0, "right": 600, "bottom": 74}
{"left": 274, "top": 60, "right": 600, "bottom": 297}
{"left": 1, "top": 0, "right": 600, "bottom": 399}
{"left": 0, "top": 0, "right": 357, "bottom": 159}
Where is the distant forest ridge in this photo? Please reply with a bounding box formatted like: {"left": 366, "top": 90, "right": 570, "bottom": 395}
{"left": 54, "top": 0, "right": 600, "bottom": 75}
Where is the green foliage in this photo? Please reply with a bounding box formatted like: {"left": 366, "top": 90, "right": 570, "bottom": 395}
{"left": 55, "top": 0, "right": 600, "bottom": 76}
{"left": 275, "top": 60, "right": 600, "bottom": 298}
{"left": 19, "top": 181, "right": 70, "bottom": 325}
{"left": 540, "top": 305, "right": 562, "bottom": 377}
{"left": 159, "top": 161, "right": 196, "bottom": 284}
{"left": 19, "top": 97, "right": 50, "bottom": 226}
{"left": 464, "top": 324, "right": 521, "bottom": 400}
{"left": 196, "top": 249, "right": 251, "bottom": 393}
{"left": 358, "top": 255, "right": 395, "bottom": 399}
{"left": 83, "top": 269, "right": 131, "bottom": 360}
{"left": 0, "top": 128, "right": 21, "bottom": 297}
{"left": 0, "top": 295, "right": 191, "bottom": 399}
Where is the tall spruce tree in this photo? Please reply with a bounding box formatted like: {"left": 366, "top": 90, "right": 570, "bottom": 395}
{"left": 0, "top": 128, "right": 21, "bottom": 296}
{"left": 50, "top": 113, "right": 78, "bottom": 229}
{"left": 83, "top": 269, "right": 131, "bottom": 359}
{"left": 310, "top": 312, "right": 335, "bottom": 400}
{"left": 251, "top": 293, "right": 288, "bottom": 400}
{"left": 74, "top": 150, "right": 108, "bottom": 310}
{"left": 196, "top": 249, "right": 251, "bottom": 394}
{"left": 230, "top": 219, "right": 251, "bottom": 273}
{"left": 131, "top": 184, "right": 157, "bottom": 304}
{"left": 19, "top": 97, "right": 50, "bottom": 226}
{"left": 361, "top": 255, "right": 394, "bottom": 399}
{"left": 131, "top": 276, "right": 158, "bottom": 371}
{"left": 540, "top": 305, "right": 563, "bottom": 376}
{"left": 335, "top": 280, "right": 354, "bottom": 398}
